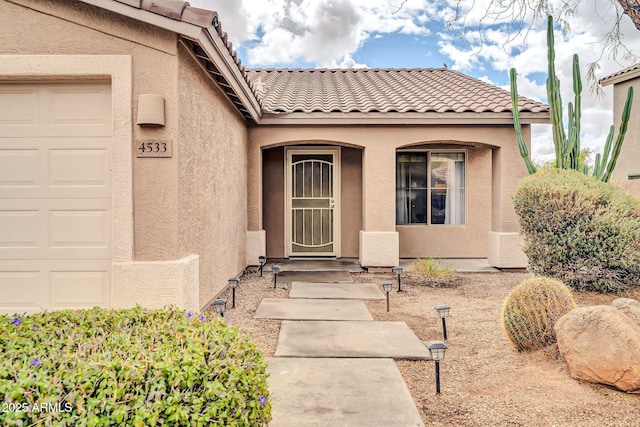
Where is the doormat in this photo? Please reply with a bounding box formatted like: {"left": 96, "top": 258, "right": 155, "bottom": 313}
{"left": 276, "top": 270, "right": 353, "bottom": 283}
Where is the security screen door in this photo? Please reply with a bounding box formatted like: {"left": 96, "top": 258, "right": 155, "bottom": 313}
{"left": 287, "top": 149, "right": 339, "bottom": 256}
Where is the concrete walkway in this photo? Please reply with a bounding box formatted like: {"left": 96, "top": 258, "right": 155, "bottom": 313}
{"left": 263, "top": 275, "right": 427, "bottom": 426}
{"left": 276, "top": 320, "right": 430, "bottom": 359}
{"left": 268, "top": 358, "right": 424, "bottom": 427}
{"left": 254, "top": 298, "right": 373, "bottom": 321}
{"left": 289, "top": 282, "right": 384, "bottom": 300}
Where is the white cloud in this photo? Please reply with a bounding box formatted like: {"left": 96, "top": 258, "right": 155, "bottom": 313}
{"left": 193, "top": 0, "right": 438, "bottom": 67}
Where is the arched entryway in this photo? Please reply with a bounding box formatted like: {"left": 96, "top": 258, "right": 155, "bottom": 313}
{"left": 262, "top": 144, "right": 362, "bottom": 258}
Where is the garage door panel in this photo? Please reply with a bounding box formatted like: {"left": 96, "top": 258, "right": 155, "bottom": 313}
{"left": 0, "top": 81, "right": 112, "bottom": 312}
{"left": 0, "top": 270, "right": 41, "bottom": 306}
{"left": 0, "top": 87, "right": 39, "bottom": 126}
{"left": 50, "top": 270, "right": 109, "bottom": 308}
{"left": 0, "top": 84, "right": 111, "bottom": 137}
{"left": 0, "top": 199, "right": 111, "bottom": 259}
{"left": 50, "top": 208, "right": 110, "bottom": 250}
{"left": 0, "top": 149, "right": 40, "bottom": 188}
{"left": 50, "top": 148, "right": 110, "bottom": 189}
{"left": 0, "top": 209, "right": 41, "bottom": 248}
{"left": 0, "top": 261, "right": 110, "bottom": 314}
{"left": 49, "top": 86, "right": 111, "bottom": 127}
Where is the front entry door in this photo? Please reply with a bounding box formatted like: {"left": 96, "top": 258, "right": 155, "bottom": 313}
{"left": 287, "top": 148, "right": 340, "bottom": 257}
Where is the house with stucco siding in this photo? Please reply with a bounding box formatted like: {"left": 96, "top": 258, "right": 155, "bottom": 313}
{"left": 0, "top": 0, "right": 549, "bottom": 314}
{"left": 600, "top": 64, "right": 640, "bottom": 198}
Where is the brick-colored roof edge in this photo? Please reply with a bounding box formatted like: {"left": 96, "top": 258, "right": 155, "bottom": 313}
{"left": 600, "top": 63, "right": 640, "bottom": 86}
{"left": 247, "top": 67, "right": 549, "bottom": 115}
{"left": 115, "top": 1, "right": 250, "bottom": 80}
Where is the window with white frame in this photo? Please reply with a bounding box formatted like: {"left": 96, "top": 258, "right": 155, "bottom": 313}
{"left": 396, "top": 151, "right": 466, "bottom": 225}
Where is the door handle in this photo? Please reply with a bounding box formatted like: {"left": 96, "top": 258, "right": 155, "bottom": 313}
{"left": 329, "top": 198, "right": 335, "bottom": 209}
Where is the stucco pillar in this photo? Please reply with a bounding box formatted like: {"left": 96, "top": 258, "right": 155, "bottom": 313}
{"left": 487, "top": 128, "right": 530, "bottom": 268}
{"left": 246, "top": 134, "right": 266, "bottom": 263}
{"left": 359, "top": 143, "right": 399, "bottom": 267}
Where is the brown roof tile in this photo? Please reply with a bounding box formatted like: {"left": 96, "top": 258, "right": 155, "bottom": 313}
{"left": 114, "top": 0, "right": 248, "bottom": 75}
{"left": 600, "top": 63, "right": 640, "bottom": 86}
{"left": 247, "top": 68, "right": 548, "bottom": 115}
{"left": 101, "top": 1, "right": 548, "bottom": 121}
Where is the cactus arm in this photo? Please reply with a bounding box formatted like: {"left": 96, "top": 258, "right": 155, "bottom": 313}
{"left": 546, "top": 16, "right": 566, "bottom": 169}
{"left": 596, "top": 126, "right": 615, "bottom": 180}
{"left": 510, "top": 68, "right": 537, "bottom": 174}
{"left": 601, "top": 86, "right": 634, "bottom": 182}
{"left": 571, "top": 54, "right": 582, "bottom": 171}
{"left": 593, "top": 152, "right": 603, "bottom": 178}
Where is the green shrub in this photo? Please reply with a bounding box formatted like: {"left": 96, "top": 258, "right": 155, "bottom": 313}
{"left": 513, "top": 168, "right": 640, "bottom": 292}
{"left": 0, "top": 307, "right": 271, "bottom": 426}
{"left": 501, "top": 277, "right": 576, "bottom": 352}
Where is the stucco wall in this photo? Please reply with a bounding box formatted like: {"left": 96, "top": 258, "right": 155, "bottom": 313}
{"left": 263, "top": 147, "right": 285, "bottom": 257}
{"left": 249, "top": 125, "right": 528, "bottom": 259}
{"left": 611, "top": 78, "right": 640, "bottom": 181}
{"left": 177, "top": 45, "right": 248, "bottom": 307}
{"left": 341, "top": 147, "right": 363, "bottom": 257}
{"left": 397, "top": 146, "right": 492, "bottom": 258}
{"left": 1, "top": 0, "right": 181, "bottom": 260}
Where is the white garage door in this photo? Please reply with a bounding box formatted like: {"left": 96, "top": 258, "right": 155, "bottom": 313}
{"left": 0, "top": 82, "right": 112, "bottom": 314}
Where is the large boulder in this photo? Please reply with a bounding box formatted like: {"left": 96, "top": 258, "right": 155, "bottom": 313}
{"left": 611, "top": 298, "right": 640, "bottom": 325}
{"left": 555, "top": 305, "right": 640, "bottom": 393}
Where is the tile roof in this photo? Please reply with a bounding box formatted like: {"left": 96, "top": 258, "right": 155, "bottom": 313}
{"left": 247, "top": 68, "right": 548, "bottom": 115}
{"left": 600, "top": 63, "right": 640, "bottom": 86}
{"left": 99, "top": 1, "right": 549, "bottom": 121}
{"left": 116, "top": 0, "right": 245, "bottom": 69}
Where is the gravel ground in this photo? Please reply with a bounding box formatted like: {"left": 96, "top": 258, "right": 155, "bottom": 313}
{"left": 212, "top": 269, "right": 640, "bottom": 427}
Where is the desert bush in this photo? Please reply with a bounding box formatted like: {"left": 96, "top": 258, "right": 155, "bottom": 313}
{"left": 410, "top": 256, "right": 455, "bottom": 285}
{"left": 501, "top": 277, "right": 576, "bottom": 352}
{"left": 0, "top": 307, "right": 270, "bottom": 426}
{"left": 513, "top": 168, "right": 640, "bottom": 292}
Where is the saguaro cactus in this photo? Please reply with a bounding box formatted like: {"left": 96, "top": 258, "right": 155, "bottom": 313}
{"left": 510, "top": 15, "right": 634, "bottom": 182}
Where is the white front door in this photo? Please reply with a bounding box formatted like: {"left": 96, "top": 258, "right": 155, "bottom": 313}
{"left": 0, "top": 82, "right": 112, "bottom": 314}
{"left": 286, "top": 148, "right": 340, "bottom": 257}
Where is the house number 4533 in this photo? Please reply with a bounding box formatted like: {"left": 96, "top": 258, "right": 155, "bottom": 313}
{"left": 136, "top": 139, "right": 172, "bottom": 158}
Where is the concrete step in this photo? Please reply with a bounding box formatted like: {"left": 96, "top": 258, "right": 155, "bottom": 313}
{"left": 267, "top": 358, "right": 424, "bottom": 427}
{"left": 289, "top": 282, "right": 384, "bottom": 300}
{"left": 253, "top": 298, "right": 373, "bottom": 321}
{"left": 275, "top": 320, "right": 431, "bottom": 360}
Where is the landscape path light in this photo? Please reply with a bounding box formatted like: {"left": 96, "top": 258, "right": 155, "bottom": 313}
{"left": 426, "top": 341, "right": 448, "bottom": 394}
{"left": 435, "top": 305, "right": 451, "bottom": 340}
{"left": 392, "top": 266, "right": 404, "bottom": 292}
{"left": 212, "top": 299, "right": 227, "bottom": 317}
{"left": 228, "top": 278, "right": 239, "bottom": 308}
{"left": 258, "top": 256, "right": 266, "bottom": 277}
{"left": 271, "top": 265, "right": 280, "bottom": 289}
{"left": 381, "top": 281, "right": 392, "bottom": 312}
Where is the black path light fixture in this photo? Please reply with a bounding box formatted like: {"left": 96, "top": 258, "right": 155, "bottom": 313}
{"left": 426, "top": 341, "right": 448, "bottom": 394}
{"left": 258, "top": 256, "right": 266, "bottom": 277}
{"left": 228, "top": 278, "right": 239, "bottom": 308}
{"left": 271, "top": 265, "right": 280, "bottom": 289}
{"left": 392, "top": 266, "right": 404, "bottom": 292}
{"left": 381, "top": 281, "right": 392, "bottom": 312}
{"left": 435, "top": 305, "right": 451, "bottom": 340}
{"left": 212, "top": 299, "right": 227, "bottom": 317}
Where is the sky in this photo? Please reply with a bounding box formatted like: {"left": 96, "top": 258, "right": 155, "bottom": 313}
{"left": 190, "top": 0, "right": 640, "bottom": 162}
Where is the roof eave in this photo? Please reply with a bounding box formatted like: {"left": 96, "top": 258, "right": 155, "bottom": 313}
{"left": 600, "top": 67, "right": 640, "bottom": 86}
{"left": 78, "top": 0, "right": 261, "bottom": 122}
{"left": 256, "top": 112, "right": 550, "bottom": 126}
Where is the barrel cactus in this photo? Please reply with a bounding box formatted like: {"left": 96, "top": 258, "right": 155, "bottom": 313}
{"left": 501, "top": 277, "right": 576, "bottom": 351}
